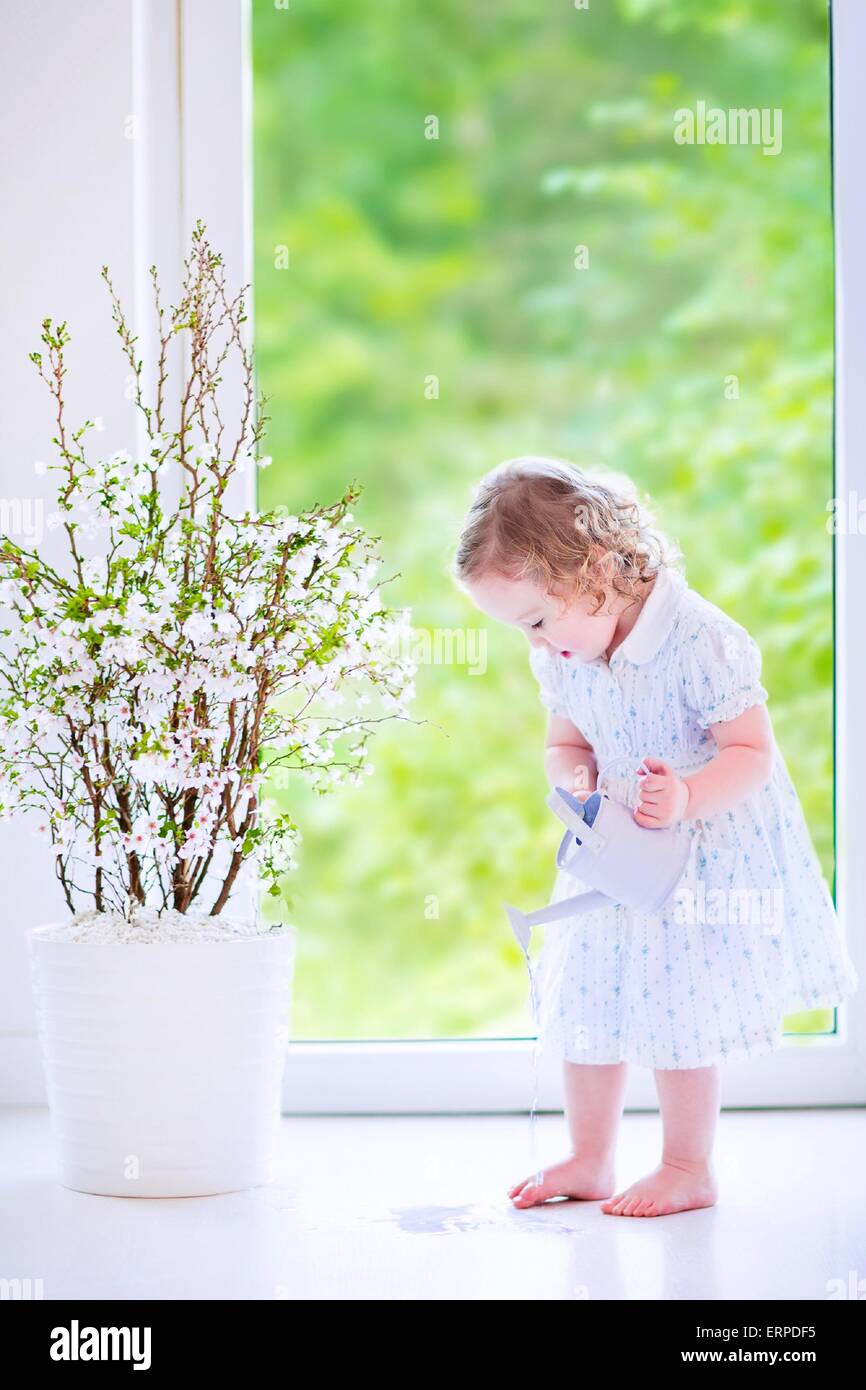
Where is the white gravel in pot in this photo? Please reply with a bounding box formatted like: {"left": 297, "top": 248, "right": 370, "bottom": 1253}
{"left": 32, "top": 907, "right": 291, "bottom": 945}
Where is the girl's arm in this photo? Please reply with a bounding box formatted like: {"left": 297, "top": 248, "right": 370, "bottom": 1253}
{"left": 635, "top": 704, "right": 776, "bottom": 827}
{"left": 543, "top": 712, "right": 597, "bottom": 797}
{"left": 682, "top": 704, "right": 776, "bottom": 819}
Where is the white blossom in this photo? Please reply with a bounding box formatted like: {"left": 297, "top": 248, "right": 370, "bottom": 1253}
{"left": 1, "top": 229, "right": 415, "bottom": 914}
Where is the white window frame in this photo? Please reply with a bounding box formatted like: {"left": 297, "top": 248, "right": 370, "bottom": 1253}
{"left": 156, "top": 0, "right": 866, "bottom": 1112}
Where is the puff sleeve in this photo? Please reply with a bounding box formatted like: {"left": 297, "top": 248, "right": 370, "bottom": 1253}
{"left": 528, "top": 645, "right": 570, "bottom": 718}
{"left": 683, "top": 619, "right": 769, "bottom": 729}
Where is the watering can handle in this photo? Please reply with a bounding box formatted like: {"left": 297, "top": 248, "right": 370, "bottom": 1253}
{"left": 546, "top": 786, "right": 607, "bottom": 855}
{"left": 596, "top": 753, "right": 650, "bottom": 792}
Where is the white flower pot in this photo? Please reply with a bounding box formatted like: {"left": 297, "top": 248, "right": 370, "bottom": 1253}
{"left": 28, "top": 927, "right": 296, "bottom": 1198}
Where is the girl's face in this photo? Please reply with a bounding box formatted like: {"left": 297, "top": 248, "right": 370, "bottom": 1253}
{"left": 463, "top": 571, "right": 624, "bottom": 663}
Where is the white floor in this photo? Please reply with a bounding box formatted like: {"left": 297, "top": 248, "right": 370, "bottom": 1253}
{"left": 1, "top": 1106, "right": 864, "bottom": 1301}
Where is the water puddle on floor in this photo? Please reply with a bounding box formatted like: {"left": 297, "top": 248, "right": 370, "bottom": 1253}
{"left": 382, "top": 1201, "right": 585, "bottom": 1238}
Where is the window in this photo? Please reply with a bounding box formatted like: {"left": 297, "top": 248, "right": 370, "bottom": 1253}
{"left": 165, "top": 0, "right": 866, "bottom": 1106}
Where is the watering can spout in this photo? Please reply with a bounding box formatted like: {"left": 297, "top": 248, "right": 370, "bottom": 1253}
{"left": 504, "top": 903, "right": 531, "bottom": 954}
{"left": 504, "top": 889, "right": 614, "bottom": 950}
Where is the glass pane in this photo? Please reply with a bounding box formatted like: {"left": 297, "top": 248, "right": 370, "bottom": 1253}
{"left": 251, "top": 0, "right": 836, "bottom": 1041}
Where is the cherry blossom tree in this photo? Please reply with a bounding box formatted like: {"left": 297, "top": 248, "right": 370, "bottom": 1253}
{"left": 0, "top": 222, "right": 416, "bottom": 918}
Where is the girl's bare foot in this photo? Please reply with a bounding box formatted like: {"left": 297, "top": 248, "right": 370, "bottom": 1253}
{"left": 508, "top": 1151, "right": 615, "bottom": 1207}
{"left": 601, "top": 1157, "right": 718, "bottom": 1217}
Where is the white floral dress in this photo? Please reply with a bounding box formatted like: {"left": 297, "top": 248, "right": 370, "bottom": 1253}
{"left": 526, "top": 564, "right": 859, "bottom": 1069}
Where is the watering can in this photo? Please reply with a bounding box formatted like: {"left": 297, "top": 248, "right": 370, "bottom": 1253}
{"left": 503, "top": 755, "right": 692, "bottom": 952}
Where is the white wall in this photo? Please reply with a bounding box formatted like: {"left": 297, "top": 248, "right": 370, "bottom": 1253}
{"left": 0, "top": 1, "right": 140, "bottom": 1098}
{"left": 0, "top": 0, "right": 252, "bottom": 1101}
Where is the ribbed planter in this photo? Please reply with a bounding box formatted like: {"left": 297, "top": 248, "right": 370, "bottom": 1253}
{"left": 28, "top": 927, "right": 296, "bottom": 1198}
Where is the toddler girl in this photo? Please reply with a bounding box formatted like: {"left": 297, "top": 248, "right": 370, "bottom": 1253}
{"left": 453, "top": 455, "right": 859, "bottom": 1218}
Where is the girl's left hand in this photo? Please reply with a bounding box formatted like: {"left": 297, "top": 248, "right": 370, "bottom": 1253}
{"left": 634, "top": 756, "right": 690, "bottom": 829}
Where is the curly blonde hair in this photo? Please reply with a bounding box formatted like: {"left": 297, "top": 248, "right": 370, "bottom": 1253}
{"left": 452, "top": 455, "right": 682, "bottom": 617}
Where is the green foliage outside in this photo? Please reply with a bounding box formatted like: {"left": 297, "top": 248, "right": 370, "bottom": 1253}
{"left": 252, "top": 0, "right": 835, "bottom": 1039}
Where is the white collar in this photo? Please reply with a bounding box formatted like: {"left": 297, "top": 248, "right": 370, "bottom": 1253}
{"left": 612, "top": 565, "right": 688, "bottom": 665}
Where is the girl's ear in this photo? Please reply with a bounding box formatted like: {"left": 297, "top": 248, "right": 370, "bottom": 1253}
{"left": 583, "top": 546, "right": 622, "bottom": 614}
{"left": 590, "top": 544, "right": 617, "bottom": 579}
{"left": 580, "top": 544, "right": 614, "bottom": 597}
{"left": 546, "top": 581, "right": 573, "bottom": 620}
